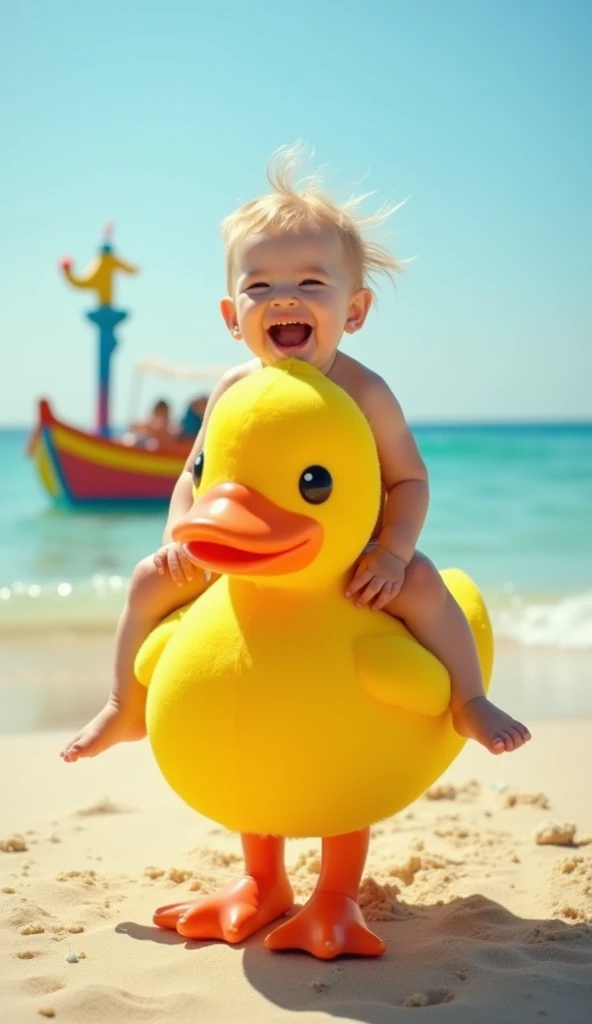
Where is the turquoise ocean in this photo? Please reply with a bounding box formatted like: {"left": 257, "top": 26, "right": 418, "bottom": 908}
{"left": 1, "top": 423, "right": 591, "bottom": 649}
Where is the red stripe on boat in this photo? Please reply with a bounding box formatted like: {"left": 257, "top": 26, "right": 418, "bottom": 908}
{"left": 58, "top": 448, "right": 177, "bottom": 501}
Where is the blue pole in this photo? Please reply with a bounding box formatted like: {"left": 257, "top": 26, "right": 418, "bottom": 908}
{"left": 87, "top": 307, "right": 127, "bottom": 437}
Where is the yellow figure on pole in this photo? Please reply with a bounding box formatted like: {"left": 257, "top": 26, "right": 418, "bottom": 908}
{"left": 59, "top": 224, "right": 139, "bottom": 436}
{"left": 59, "top": 222, "right": 138, "bottom": 307}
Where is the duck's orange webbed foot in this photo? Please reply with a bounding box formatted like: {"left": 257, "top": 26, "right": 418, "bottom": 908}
{"left": 154, "top": 874, "right": 293, "bottom": 943}
{"left": 265, "top": 891, "right": 385, "bottom": 959}
{"left": 154, "top": 835, "right": 293, "bottom": 944}
{"left": 266, "top": 829, "right": 384, "bottom": 960}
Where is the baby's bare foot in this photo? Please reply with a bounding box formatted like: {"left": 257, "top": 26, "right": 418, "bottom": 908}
{"left": 452, "top": 696, "right": 531, "bottom": 755}
{"left": 60, "top": 700, "right": 146, "bottom": 762}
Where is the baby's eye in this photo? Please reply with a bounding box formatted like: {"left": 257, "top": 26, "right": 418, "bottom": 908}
{"left": 246, "top": 281, "right": 269, "bottom": 291}
{"left": 300, "top": 279, "right": 324, "bottom": 287}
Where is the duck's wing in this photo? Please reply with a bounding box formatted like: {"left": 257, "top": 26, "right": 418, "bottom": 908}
{"left": 134, "top": 603, "right": 192, "bottom": 688}
{"left": 354, "top": 634, "right": 450, "bottom": 716}
{"left": 355, "top": 569, "right": 493, "bottom": 716}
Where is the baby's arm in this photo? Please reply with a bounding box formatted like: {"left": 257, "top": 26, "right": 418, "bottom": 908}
{"left": 155, "top": 381, "right": 226, "bottom": 585}
{"left": 364, "top": 375, "right": 429, "bottom": 565}
{"left": 161, "top": 364, "right": 253, "bottom": 547}
{"left": 346, "top": 373, "right": 428, "bottom": 608}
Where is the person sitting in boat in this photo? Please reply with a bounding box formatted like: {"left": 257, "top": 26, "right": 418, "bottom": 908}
{"left": 127, "top": 399, "right": 179, "bottom": 449}
{"left": 179, "top": 395, "right": 209, "bottom": 441}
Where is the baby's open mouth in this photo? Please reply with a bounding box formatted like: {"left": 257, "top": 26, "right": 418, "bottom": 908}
{"left": 267, "top": 322, "right": 312, "bottom": 348}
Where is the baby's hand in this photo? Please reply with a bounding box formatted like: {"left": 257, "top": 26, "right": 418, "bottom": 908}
{"left": 345, "top": 546, "right": 407, "bottom": 611}
{"left": 153, "top": 542, "right": 196, "bottom": 587}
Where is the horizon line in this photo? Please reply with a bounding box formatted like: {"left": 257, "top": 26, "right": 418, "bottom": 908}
{"left": 2, "top": 417, "right": 591, "bottom": 432}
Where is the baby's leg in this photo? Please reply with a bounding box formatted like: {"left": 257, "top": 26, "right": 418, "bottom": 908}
{"left": 60, "top": 558, "right": 213, "bottom": 762}
{"left": 382, "top": 553, "right": 531, "bottom": 754}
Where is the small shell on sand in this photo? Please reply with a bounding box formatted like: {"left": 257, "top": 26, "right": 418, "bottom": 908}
{"left": 534, "top": 822, "right": 577, "bottom": 846}
{"left": 65, "top": 952, "right": 78, "bottom": 963}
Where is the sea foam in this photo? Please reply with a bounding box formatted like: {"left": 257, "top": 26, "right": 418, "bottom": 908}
{"left": 1, "top": 576, "right": 591, "bottom": 650}
{"left": 491, "top": 591, "right": 592, "bottom": 650}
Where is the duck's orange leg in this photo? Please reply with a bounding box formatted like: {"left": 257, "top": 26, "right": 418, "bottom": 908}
{"left": 154, "top": 834, "right": 293, "bottom": 944}
{"left": 265, "top": 828, "right": 385, "bottom": 959}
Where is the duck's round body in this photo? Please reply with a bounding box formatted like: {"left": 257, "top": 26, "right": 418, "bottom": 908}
{"left": 140, "top": 565, "right": 491, "bottom": 837}
{"left": 136, "top": 359, "right": 493, "bottom": 840}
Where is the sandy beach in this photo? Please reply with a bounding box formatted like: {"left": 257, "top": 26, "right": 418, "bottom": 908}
{"left": 1, "top": 631, "right": 591, "bottom": 1024}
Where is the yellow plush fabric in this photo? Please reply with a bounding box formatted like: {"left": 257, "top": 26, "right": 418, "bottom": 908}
{"left": 135, "top": 362, "right": 493, "bottom": 838}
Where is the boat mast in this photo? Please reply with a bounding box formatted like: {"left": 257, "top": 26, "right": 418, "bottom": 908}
{"left": 58, "top": 223, "right": 139, "bottom": 437}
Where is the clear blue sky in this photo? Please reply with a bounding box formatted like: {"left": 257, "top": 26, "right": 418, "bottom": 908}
{"left": 1, "top": 0, "right": 590, "bottom": 427}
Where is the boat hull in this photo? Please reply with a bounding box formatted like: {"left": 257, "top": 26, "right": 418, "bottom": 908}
{"left": 29, "top": 399, "right": 190, "bottom": 507}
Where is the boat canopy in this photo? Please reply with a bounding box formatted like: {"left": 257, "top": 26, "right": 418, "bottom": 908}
{"left": 126, "top": 357, "right": 235, "bottom": 426}
{"left": 135, "top": 357, "right": 234, "bottom": 381}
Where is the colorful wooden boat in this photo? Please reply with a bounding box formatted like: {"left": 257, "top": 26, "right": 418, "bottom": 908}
{"left": 29, "top": 399, "right": 191, "bottom": 507}
{"left": 28, "top": 227, "right": 228, "bottom": 508}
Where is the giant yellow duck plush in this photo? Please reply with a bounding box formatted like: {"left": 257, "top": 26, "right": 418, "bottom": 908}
{"left": 135, "top": 360, "right": 493, "bottom": 959}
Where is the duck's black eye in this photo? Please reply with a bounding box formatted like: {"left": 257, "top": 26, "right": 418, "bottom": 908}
{"left": 192, "top": 452, "right": 204, "bottom": 486}
{"left": 299, "top": 465, "right": 333, "bottom": 504}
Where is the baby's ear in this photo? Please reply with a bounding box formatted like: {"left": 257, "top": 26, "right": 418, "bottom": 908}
{"left": 344, "top": 287, "right": 372, "bottom": 334}
{"left": 220, "top": 297, "right": 242, "bottom": 340}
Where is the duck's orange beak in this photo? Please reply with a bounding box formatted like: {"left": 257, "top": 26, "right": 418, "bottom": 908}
{"left": 172, "top": 482, "right": 323, "bottom": 575}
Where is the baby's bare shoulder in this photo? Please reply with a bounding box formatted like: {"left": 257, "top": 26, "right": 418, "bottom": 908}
{"left": 221, "top": 358, "right": 260, "bottom": 386}
{"left": 331, "top": 354, "right": 398, "bottom": 412}
{"left": 212, "top": 359, "right": 260, "bottom": 401}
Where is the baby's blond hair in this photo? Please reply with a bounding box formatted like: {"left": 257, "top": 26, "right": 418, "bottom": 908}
{"left": 221, "top": 146, "right": 405, "bottom": 297}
